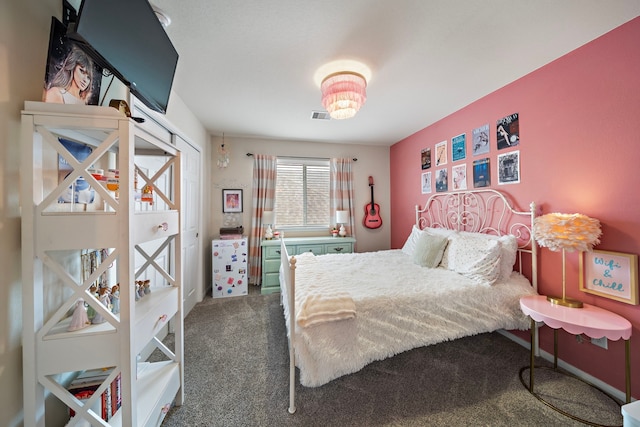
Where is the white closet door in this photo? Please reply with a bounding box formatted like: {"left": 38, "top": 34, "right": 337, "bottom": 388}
{"left": 175, "top": 135, "right": 202, "bottom": 315}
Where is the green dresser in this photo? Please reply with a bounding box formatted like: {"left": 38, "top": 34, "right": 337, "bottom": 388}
{"left": 260, "top": 236, "right": 356, "bottom": 294}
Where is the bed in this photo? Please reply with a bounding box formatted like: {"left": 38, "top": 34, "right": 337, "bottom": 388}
{"left": 279, "top": 189, "right": 539, "bottom": 413}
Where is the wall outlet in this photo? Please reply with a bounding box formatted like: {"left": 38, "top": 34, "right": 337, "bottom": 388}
{"left": 591, "top": 336, "right": 608, "bottom": 349}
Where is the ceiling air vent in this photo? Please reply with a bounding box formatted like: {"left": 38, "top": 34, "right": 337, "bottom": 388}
{"left": 311, "top": 111, "right": 331, "bottom": 120}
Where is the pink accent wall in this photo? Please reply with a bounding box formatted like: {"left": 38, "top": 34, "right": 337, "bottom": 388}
{"left": 390, "top": 17, "right": 640, "bottom": 398}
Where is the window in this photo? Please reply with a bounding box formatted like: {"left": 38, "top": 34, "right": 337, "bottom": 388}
{"left": 275, "top": 158, "right": 330, "bottom": 229}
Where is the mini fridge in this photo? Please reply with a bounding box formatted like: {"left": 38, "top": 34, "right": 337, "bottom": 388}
{"left": 212, "top": 237, "right": 248, "bottom": 298}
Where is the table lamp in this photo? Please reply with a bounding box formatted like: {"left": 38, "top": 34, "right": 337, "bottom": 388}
{"left": 263, "top": 210, "right": 275, "bottom": 239}
{"left": 336, "top": 210, "right": 349, "bottom": 237}
{"left": 533, "top": 212, "right": 601, "bottom": 308}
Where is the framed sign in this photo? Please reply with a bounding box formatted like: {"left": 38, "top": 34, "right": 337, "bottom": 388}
{"left": 579, "top": 250, "right": 638, "bottom": 305}
{"left": 222, "top": 189, "right": 243, "bottom": 213}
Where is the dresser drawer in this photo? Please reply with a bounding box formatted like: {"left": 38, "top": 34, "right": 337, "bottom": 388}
{"left": 264, "top": 258, "right": 281, "bottom": 274}
{"left": 133, "top": 210, "right": 179, "bottom": 244}
{"left": 263, "top": 244, "right": 293, "bottom": 259}
{"left": 134, "top": 287, "right": 178, "bottom": 355}
{"left": 263, "top": 272, "right": 280, "bottom": 287}
{"left": 325, "top": 242, "right": 353, "bottom": 254}
{"left": 136, "top": 361, "right": 181, "bottom": 427}
{"left": 297, "top": 245, "right": 326, "bottom": 255}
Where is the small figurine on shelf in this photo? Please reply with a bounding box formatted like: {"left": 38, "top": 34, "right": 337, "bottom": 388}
{"left": 68, "top": 298, "right": 91, "bottom": 331}
{"left": 143, "top": 279, "right": 151, "bottom": 295}
{"left": 137, "top": 280, "right": 146, "bottom": 299}
{"left": 91, "top": 287, "right": 111, "bottom": 324}
{"left": 135, "top": 281, "right": 142, "bottom": 301}
{"left": 331, "top": 227, "right": 339, "bottom": 237}
{"left": 141, "top": 184, "right": 154, "bottom": 205}
{"left": 86, "top": 284, "right": 99, "bottom": 320}
{"left": 110, "top": 284, "right": 120, "bottom": 314}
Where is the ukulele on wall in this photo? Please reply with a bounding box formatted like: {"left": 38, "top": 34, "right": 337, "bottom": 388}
{"left": 363, "top": 176, "right": 382, "bottom": 229}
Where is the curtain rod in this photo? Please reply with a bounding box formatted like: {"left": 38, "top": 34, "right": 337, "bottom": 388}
{"left": 246, "top": 153, "right": 357, "bottom": 161}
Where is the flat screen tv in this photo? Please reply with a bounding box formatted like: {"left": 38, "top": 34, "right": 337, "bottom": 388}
{"left": 67, "top": 0, "right": 179, "bottom": 114}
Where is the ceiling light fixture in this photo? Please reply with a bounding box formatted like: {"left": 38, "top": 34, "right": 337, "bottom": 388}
{"left": 321, "top": 72, "right": 367, "bottom": 120}
{"left": 315, "top": 60, "right": 372, "bottom": 120}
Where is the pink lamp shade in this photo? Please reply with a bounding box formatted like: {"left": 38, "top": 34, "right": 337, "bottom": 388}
{"left": 321, "top": 72, "right": 367, "bottom": 120}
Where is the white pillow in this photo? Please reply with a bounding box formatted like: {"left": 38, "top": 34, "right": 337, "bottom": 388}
{"left": 441, "top": 233, "right": 501, "bottom": 285}
{"left": 495, "top": 235, "right": 517, "bottom": 281}
{"left": 452, "top": 231, "right": 518, "bottom": 282}
{"left": 423, "top": 226, "right": 457, "bottom": 239}
{"left": 412, "top": 233, "right": 449, "bottom": 268}
{"left": 401, "top": 225, "right": 424, "bottom": 256}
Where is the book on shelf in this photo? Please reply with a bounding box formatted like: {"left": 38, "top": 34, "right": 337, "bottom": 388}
{"left": 111, "top": 372, "right": 121, "bottom": 417}
{"left": 67, "top": 367, "right": 120, "bottom": 422}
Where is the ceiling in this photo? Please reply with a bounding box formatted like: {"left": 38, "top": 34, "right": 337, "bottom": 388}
{"left": 152, "top": 0, "right": 640, "bottom": 146}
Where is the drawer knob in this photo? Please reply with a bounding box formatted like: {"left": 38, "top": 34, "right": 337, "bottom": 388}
{"left": 162, "top": 403, "right": 171, "bottom": 414}
{"left": 334, "top": 247, "right": 344, "bottom": 252}
{"left": 157, "top": 222, "right": 168, "bottom": 231}
{"left": 276, "top": 250, "right": 281, "bottom": 254}
{"left": 159, "top": 314, "right": 168, "bottom": 322}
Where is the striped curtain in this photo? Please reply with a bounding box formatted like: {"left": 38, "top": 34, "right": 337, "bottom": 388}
{"left": 249, "top": 155, "right": 277, "bottom": 285}
{"left": 330, "top": 158, "right": 356, "bottom": 242}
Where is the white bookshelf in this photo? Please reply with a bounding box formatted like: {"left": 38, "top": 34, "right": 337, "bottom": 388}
{"left": 21, "top": 101, "right": 183, "bottom": 427}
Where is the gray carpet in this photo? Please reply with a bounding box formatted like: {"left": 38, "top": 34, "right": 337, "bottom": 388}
{"left": 157, "top": 290, "right": 623, "bottom": 427}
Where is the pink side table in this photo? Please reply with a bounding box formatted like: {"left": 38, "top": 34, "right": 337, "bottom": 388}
{"left": 519, "top": 295, "right": 632, "bottom": 423}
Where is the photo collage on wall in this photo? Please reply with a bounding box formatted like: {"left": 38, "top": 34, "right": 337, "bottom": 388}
{"left": 419, "top": 112, "right": 521, "bottom": 192}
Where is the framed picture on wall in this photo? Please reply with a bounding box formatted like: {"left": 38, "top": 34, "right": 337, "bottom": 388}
{"left": 451, "top": 133, "right": 466, "bottom": 162}
{"left": 435, "top": 168, "right": 448, "bottom": 192}
{"left": 497, "top": 150, "right": 520, "bottom": 185}
{"left": 473, "top": 158, "right": 490, "bottom": 188}
{"left": 451, "top": 164, "right": 467, "bottom": 191}
{"left": 222, "top": 189, "right": 243, "bottom": 213}
{"left": 496, "top": 113, "right": 519, "bottom": 150}
{"left": 579, "top": 250, "right": 639, "bottom": 305}
{"left": 421, "top": 148, "right": 431, "bottom": 170}
{"left": 472, "top": 124, "right": 490, "bottom": 156}
{"left": 435, "top": 141, "right": 447, "bottom": 166}
{"left": 421, "top": 171, "right": 432, "bottom": 194}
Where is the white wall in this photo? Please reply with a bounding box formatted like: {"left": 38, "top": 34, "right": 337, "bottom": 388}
{"left": 0, "top": 1, "right": 208, "bottom": 425}
{"left": 207, "top": 135, "right": 390, "bottom": 288}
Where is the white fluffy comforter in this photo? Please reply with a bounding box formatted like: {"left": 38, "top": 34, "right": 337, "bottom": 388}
{"left": 281, "top": 250, "right": 537, "bottom": 387}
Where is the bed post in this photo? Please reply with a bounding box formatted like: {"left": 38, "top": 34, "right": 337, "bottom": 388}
{"left": 529, "top": 201, "right": 538, "bottom": 292}
{"left": 529, "top": 201, "right": 540, "bottom": 357}
{"left": 288, "top": 255, "right": 297, "bottom": 414}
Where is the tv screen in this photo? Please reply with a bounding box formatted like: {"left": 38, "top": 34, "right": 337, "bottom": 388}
{"left": 68, "top": 0, "right": 179, "bottom": 114}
